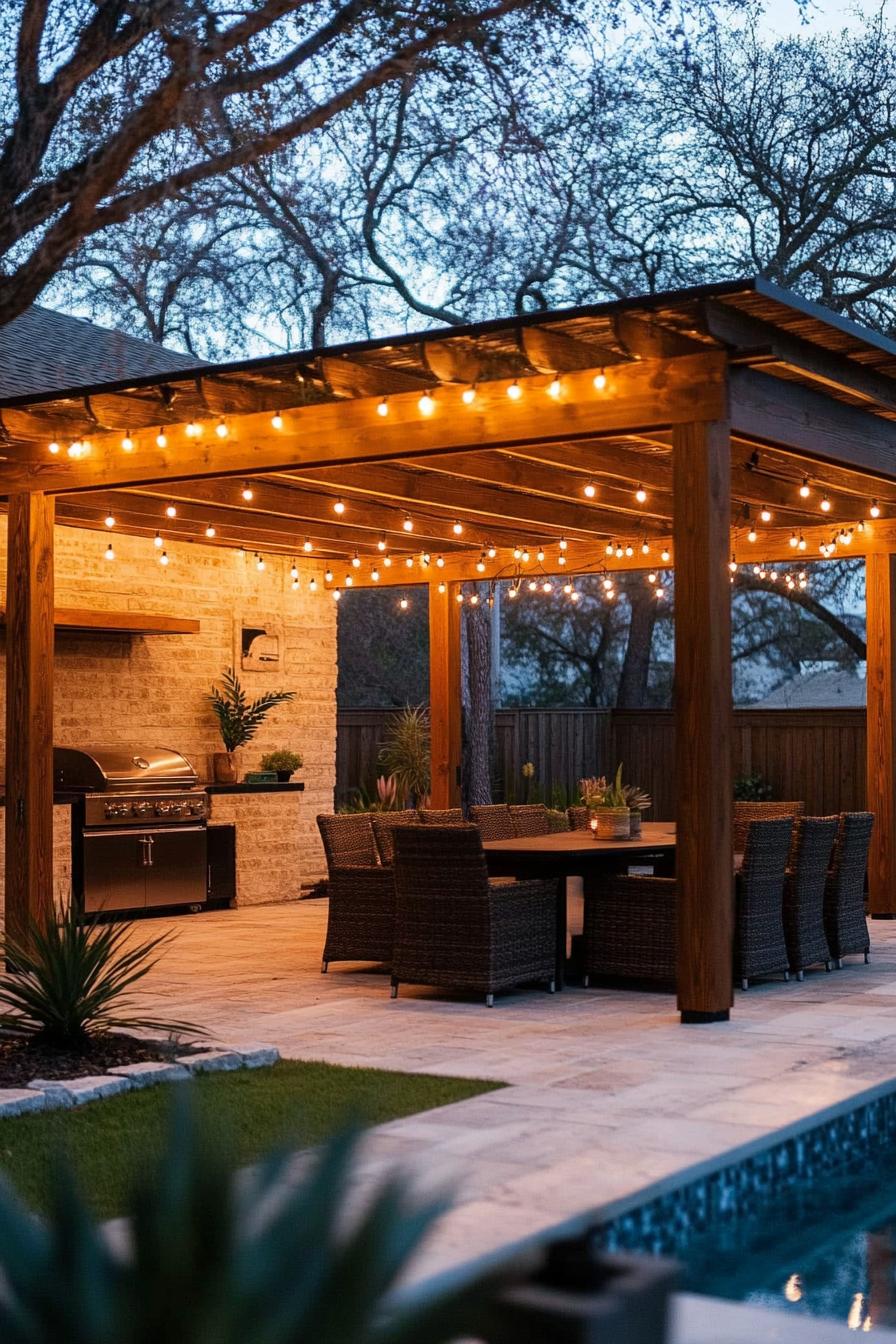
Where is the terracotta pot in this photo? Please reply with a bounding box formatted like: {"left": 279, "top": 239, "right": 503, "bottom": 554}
{"left": 213, "top": 751, "right": 238, "bottom": 784}
{"left": 595, "top": 807, "right": 631, "bottom": 840}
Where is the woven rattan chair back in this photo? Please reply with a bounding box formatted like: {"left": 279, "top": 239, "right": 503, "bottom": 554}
{"left": 735, "top": 817, "right": 794, "bottom": 987}
{"left": 509, "top": 804, "right": 551, "bottom": 837}
{"left": 824, "top": 811, "right": 874, "bottom": 964}
{"left": 317, "top": 813, "right": 377, "bottom": 872}
{"left": 469, "top": 804, "right": 515, "bottom": 840}
{"left": 783, "top": 816, "right": 839, "bottom": 977}
{"left": 733, "top": 801, "right": 804, "bottom": 853}
{"left": 418, "top": 808, "right": 465, "bottom": 825}
{"left": 370, "top": 811, "right": 419, "bottom": 866}
{"left": 567, "top": 806, "right": 590, "bottom": 831}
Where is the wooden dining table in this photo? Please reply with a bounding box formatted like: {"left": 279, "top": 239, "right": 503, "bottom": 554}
{"left": 483, "top": 822, "right": 677, "bottom": 988}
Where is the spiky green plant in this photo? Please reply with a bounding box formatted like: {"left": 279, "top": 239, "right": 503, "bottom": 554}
{"left": 0, "top": 908, "right": 200, "bottom": 1048}
{"left": 378, "top": 705, "right": 431, "bottom": 804}
{"left": 208, "top": 668, "right": 296, "bottom": 752}
{"left": 0, "top": 1097, "right": 501, "bottom": 1343}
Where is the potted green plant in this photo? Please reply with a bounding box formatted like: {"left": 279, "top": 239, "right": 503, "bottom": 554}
{"left": 207, "top": 668, "right": 295, "bottom": 783}
{"left": 378, "top": 704, "right": 431, "bottom": 806}
{"left": 622, "top": 783, "right": 652, "bottom": 838}
{"left": 259, "top": 749, "right": 303, "bottom": 782}
{"left": 581, "top": 765, "right": 631, "bottom": 839}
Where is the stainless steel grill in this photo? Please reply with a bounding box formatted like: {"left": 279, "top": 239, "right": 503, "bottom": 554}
{"left": 56, "top": 746, "right": 209, "bottom": 915}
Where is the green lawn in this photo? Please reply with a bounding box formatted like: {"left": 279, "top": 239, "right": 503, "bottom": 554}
{"left": 0, "top": 1061, "right": 502, "bottom": 1219}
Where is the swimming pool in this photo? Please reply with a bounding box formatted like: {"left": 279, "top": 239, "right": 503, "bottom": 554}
{"left": 592, "top": 1083, "right": 896, "bottom": 1332}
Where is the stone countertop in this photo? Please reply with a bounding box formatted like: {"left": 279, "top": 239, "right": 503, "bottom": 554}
{"left": 0, "top": 793, "right": 79, "bottom": 807}
{"left": 203, "top": 782, "right": 305, "bottom": 795}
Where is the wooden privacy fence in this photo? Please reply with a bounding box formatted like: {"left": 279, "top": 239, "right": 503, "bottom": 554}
{"left": 336, "top": 706, "right": 867, "bottom": 817}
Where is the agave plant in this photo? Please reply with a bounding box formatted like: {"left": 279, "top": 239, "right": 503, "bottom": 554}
{"left": 0, "top": 908, "right": 199, "bottom": 1048}
{"left": 0, "top": 1097, "right": 502, "bottom": 1343}
{"left": 378, "top": 705, "right": 431, "bottom": 804}
{"left": 621, "top": 784, "right": 652, "bottom": 812}
{"left": 208, "top": 667, "right": 296, "bottom": 752}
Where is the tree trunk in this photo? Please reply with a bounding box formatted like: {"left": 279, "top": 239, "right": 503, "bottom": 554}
{"left": 616, "top": 584, "right": 659, "bottom": 708}
{"left": 462, "top": 588, "right": 493, "bottom": 806}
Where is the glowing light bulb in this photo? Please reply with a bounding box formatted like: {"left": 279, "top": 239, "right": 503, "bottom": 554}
{"left": 438, "top": 582, "right": 446, "bottom": 594}
{"left": 403, "top": 515, "right": 413, "bottom": 532}
{"left": 271, "top": 413, "right": 284, "bottom": 430}
{"left": 542, "top": 581, "right": 552, "bottom": 593}
{"left": 570, "top": 590, "right": 580, "bottom": 602}
{"left": 729, "top": 558, "right": 737, "bottom": 573}
{"left": 799, "top": 477, "right": 811, "bottom": 498}
{"left": 104, "top": 513, "right": 115, "bottom": 529}
{"left": 537, "top": 547, "right": 545, "bottom": 563}
{"left": 48, "top": 440, "right": 60, "bottom": 455}
{"left": 345, "top": 574, "right": 353, "bottom": 586}
{"left": 153, "top": 532, "right": 163, "bottom": 549}
{"left": 661, "top": 548, "right": 671, "bottom": 563}
{"left": 309, "top": 577, "right": 317, "bottom": 593}
{"left": 104, "top": 543, "right": 115, "bottom": 561}
{"left": 399, "top": 598, "right": 409, "bottom": 611}
{"left": 507, "top": 587, "right": 518, "bottom": 600}
{"left": 487, "top": 545, "right": 497, "bottom": 559}
{"left": 165, "top": 503, "right": 177, "bottom": 519}
{"left": 798, "top": 535, "right": 807, "bottom": 550}
{"left": 760, "top": 505, "right": 772, "bottom": 523}
{"left": 383, "top": 555, "right": 392, "bottom": 567}
{"left": 256, "top": 554, "right": 265, "bottom": 572}
{"left": 635, "top": 484, "right": 647, "bottom": 504}
{"left": 521, "top": 549, "right": 530, "bottom": 563}
{"left": 325, "top": 567, "right": 334, "bottom": 583}
{"left": 456, "top": 591, "right": 464, "bottom": 604}
{"left": 593, "top": 369, "right": 607, "bottom": 391}
{"left": 159, "top": 549, "right": 169, "bottom": 566}
{"left": 648, "top": 572, "right": 657, "bottom": 584}
{"left": 290, "top": 562, "right": 299, "bottom": 580}
{"left": 241, "top": 483, "right": 254, "bottom": 502}
{"left": 558, "top": 553, "right": 566, "bottom": 566}
{"left": 418, "top": 392, "right": 435, "bottom": 416}
{"left": 789, "top": 532, "right": 798, "bottom": 548}
{"left": 507, "top": 380, "right": 522, "bottom": 400}
{"left": 333, "top": 498, "right": 345, "bottom": 515}
{"left": 820, "top": 494, "right": 831, "bottom": 513}
{"left": 871, "top": 499, "right": 881, "bottom": 518}
{"left": 616, "top": 545, "right": 624, "bottom": 559}
{"left": 513, "top": 547, "right": 522, "bottom": 560}
{"left": 547, "top": 377, "right": 561, "bottom": 399}
{"left": 655, "top": 586, "right": 664, "bottom": 599}
{"left": 528, "top": 580, "right": 537, "bottom": 592}
{"left": 376, "top": 398, "right": 388, "bottom": 418}
{"left": 625, "top": 544, "right": 634, "bottom": 557}
{"left": 156, "top": 428, "right": 168, "bottom": 448}
{"left": 215, "top": 420, "right": 228, "bottom": 438}
{"left": 371, "top": 568, "right": 380, "bottom": 582}
{"left": 641, "top": 541, "right": 650, "bottom": 555}
{"left": 332, "top": 588, "right": 341, "bottom": 602}
{"left": 453, "top": 520, "right": 464, "bottom": 535}
{"left": 120, "top": 433, "right": 134, "bottom": 452}
{"left": 185, "top": 420, "right": 201, "bottom": 438}
{"left": 470, "top": 593, "right": 480, "bottom": 605}
{"left": 352, "top": 553, "right": 361, "bottom": 568}
{"left": 303, "top": 538, "right": 313, "bottom": 552}
{"left": 476, "top": 555, "right": 486, "bottom": 573}
{"left": 584, "top": 481, "right": 597, "bottom": 499}
{"left": 559, "top": 537, "right": 568, "bottom": 551}
{"left": 204, "top": 523, "right": 216, "bottom": 538}
{"left": 462, "top": 386, "right": 477, "bottom": 405}
{"left": 747, "top": 527, "right": 758, "bottom": 543}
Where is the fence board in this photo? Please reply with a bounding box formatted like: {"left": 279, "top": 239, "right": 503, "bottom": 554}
{"left": 336, "top": 705, "right": 867, "bottom": 817}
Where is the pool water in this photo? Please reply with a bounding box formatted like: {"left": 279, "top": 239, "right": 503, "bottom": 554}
{"left": 685, "top": 1156, "right": 896, "bottom": 1332}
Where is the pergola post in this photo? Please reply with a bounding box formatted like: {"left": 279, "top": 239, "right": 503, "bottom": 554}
{"left": 865, "top": 553, "right": 896, "bottom": 915}
{"left": 673, "top": 419, "right": 734, "bottom": 1022}
{"left": 4, "top": 492, "right": 55, "bottom": 943}
{"left": 428, "top": 580, "right": 462, "bottom": 809}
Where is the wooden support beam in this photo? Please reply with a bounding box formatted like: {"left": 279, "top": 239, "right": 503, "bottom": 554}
{"left": 428, "top": 581, "right": 462, "bottom": 808}
{"left": 673, "top": 420, "right": 734, "bottom": 1023}
{"left": 866, "top": 553, "right": 896, "bottom": 915}
{"left": 4, "top": 493, "right": 55, "bottom": 943}
{"left": 519, "top": 326, "right": 623, "bottom": 374}
{"left": 0, "top": 352, "right": 728, "bottom": 494}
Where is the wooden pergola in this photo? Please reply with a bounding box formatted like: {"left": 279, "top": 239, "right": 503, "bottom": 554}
{"left": 4, "top": 276, "right": 896, "bottom": 1024}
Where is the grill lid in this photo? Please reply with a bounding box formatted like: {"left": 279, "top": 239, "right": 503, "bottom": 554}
{"left": 53, "top": 746, "right": 199, "bottom": 793}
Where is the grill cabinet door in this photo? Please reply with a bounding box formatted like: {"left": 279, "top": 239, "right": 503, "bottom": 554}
{"left": 142, "top": 825, "right": 208, "bottom": 908}
{"left": 82, "top": 830, "right": 149, "bottom": 913}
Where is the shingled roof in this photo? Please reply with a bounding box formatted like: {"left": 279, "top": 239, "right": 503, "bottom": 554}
{"left": 0, "top": 305, "right": 196, "bottom": 399}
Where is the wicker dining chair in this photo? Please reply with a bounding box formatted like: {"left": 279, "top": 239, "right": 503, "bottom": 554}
{"left": 734, "top": 817, "right": 794, "bottom": 989}
{"left": 509, "top": 804, "right": 552, "bottom": 837}
{"left": 316, "top": 813, "right": 395, "bottom": 973}
{"left": 733, "top": 801, "right": 804, "bottom": 853}
{"left": 390, "top": 825, "right": 557, "bottom": 1006}
{"left": 824, "top": 811, "right": 874, "bottom": 967}
{"left": 567, "top": 806, "right": 590, "bottom": 831}
{"left": 782, "top": 816, "right": 839, "bottom": 979}
{"left": 370, "top": 811, "right": 419, "bottom": 867}
{"left": 582, "top": 874, "right": 676, "bottom": 988}
{"left": 418, "top": 808, "right": 465, "bottom": 825}
{"left": 469, "top": 804, "right": 516, "bottom": 840}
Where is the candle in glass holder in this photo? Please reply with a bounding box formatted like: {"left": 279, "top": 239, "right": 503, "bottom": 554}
{"left": 590, "top": 816, "right": 598, "bottom": 836}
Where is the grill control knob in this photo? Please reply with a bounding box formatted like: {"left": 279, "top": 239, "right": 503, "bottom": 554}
{"left": 133, "top": 801, "right": 152, "bottom": 817}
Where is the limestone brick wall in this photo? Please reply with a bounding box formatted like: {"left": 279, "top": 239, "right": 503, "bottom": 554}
{"left": 0, "top": 521, "right": 337, "bottom": 906}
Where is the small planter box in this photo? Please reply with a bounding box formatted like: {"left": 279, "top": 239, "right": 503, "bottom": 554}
{"left": 483, "top": 1238, "right": 677, "bottom": 1344}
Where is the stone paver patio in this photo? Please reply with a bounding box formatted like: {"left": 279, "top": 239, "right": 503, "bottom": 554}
{"left": 132, "top": 899, "right": 896, "bottom": 1337}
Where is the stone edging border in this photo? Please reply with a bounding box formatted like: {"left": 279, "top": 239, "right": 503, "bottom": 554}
{"left": 0, "top": 1044, "right": 281, "bottom": 1116}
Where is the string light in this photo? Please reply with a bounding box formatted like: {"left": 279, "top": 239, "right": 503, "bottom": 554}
{"left": 185, "top": 420, "right": 201, "bottom": 438}
{"left": 332, "top": 588, "right": 341, "bottom": 602}
{"left": 747, "top": 526, "right": 758, "bottom": 543}
{"left": 376, "top": 398, "right": 389, "bottom": 418}
{"left": 487, "top": 544, "right": 497, "bottom": 559}
{"left": 635, "top": 484, "right": 647, "bottom": 504}
{"left": 820, "top": 494, "right": 831, "bottom": 513}
{"left": 345, "top": 574, "right": 353, "bottom": 586}
{"left": 647, "top": 572, "right": 657, "bottom": 584}
{"left": 399, "top": 597, "right": 410, "bottom": 611}
{"left": 456, "top": 590, "right": 464, "bottom": 604}
{"left": 513, "top": 547, "right": 522, "bottom": 560}
{"left": 625, "top": 544, "right": 634, "bottom": 558}
{"left": 661, "top": 548, "right": 671, "bottom": 563}
{"left": 462, "top": 386, "right": 477, "bottom": 405}
{"left": 333, "top": 498, "right": 345, "bottom": 515}
{"left": 542, "top": 581, "right": 553, "bottom": 594}
{"left": 48, "top": 441, "right": 60, "bottom": 455}
{"left": 271, "top": 413, "right": 284, "bottom": 430}
{"left": 453, "top": 520, "right": 464, "bottom": 535}
{"left": 256, "top": 554, "right": 265, "bottom": 572}
{"left": 436, "top": 555, "right": 445, "bottom": 567}
{"left": 120, "top": 432, "right": 134, "bottom": 452}
{"left": 290, "top": 561, "right": 299, "bottom": 580}
{"left": 593, "top": 369, "right": 607, "bottom": 391}
{"left": 309, "top": 577, "right": 318, "bottom": 593}
{"left": 403, "top": 514, "right": 414, "bottom": 532}
{"left": 418, "top": 391, "right": 435, "bottom": 416}
{"left": 153, "top": 531, "right": 163, "bottom": 549}
{"left": 405, "top": 556, "right": 414, "bottom": 568}
{"left": 527, "top": 580, "right": 537, "bottom": 592}
{"left": 104, "top": 513, "right": 116, "bottom": 529}
{"left": 507, "top": 380, "right": 522, "bottom": 401}
{"left": 547, "top": 377, "right": 561, "bottom": 399}
{"left": 521, "top": 549, "right": 530, "bottom": 563}
{"left": 350, "top": 552, "right": 360, "bottom": 569}
{"left": 615, "top": 545, "right": 624, "bottom": 559}
{"left": 241, "top": 482, "right": 254, "bottom": 502}
{"left": 303, "top": 538, "right": 313, "bottom": 552}
{"left": 159, "top": 550, "right": 169, "bottom": 566}
{"left": 641, "top": 541, "right": 650, "bottom": 555}
{"left": 584, "top": 480, "right": 597, "bottom": 499}
{"left": 799, "top": 476, "right": 811, "bottom": 498}
{"left": 104, "top": 543, "right": 115, "bottom": 562}
{"left": 760, "top": 505, "right": 772, "bottom": 523}
{"left": 799, "top": 534, "right": 807, "bottom": 550}
{"left": 156, "top": 428, "right": 168, "bottom": 449}
{"left": 570, "top": 589, "right": 580, "bottom": 603}
{"left": 476, "top": 554, "right": 486, "bottom": 573}
{"left": 470, "top": 592, "right": 480, "bottom": 605}
{"left": 325, "top": 567, "right": 334, "bottom": 582}
{"left": 371, "top": 567, "right": 380, "bottom": 582}
{"left": 383, "top": 555, "right": 392, "bottom": 567}
{"left": 205, "top": 523, "right": 217, "bottom": 538}
{"left": 559, "top": 537, "right": 567, "bottom": 551}
{"left": 536, "top": 547, "right": 545, "bottom": 563}
{"left": 438, "top": 581, "right": 446, "bottom": 594}
{"left": 558, "top": 553, "right": 566, "bottom": 566}
{"left": 789, "top": 532, "right": 799, "bottom": 549}
{"left": 165, "top": 503, "right": 177, "bottom": 519}
{"left": 655, "top": 586, "right": 665, "bottom": 599}
{"left": 215, "top": 420, "right": 228, "bottom": 438}
{"left": 507, "top": 586, "right": 518, "bottom": 599}
{"left": 729, "top": 556, "right": 737, "bottom": 573}
{"left": 67, "top": 440, "right": 84, "bottom": 458}
{"left": 871, "top": 500, "right": 882, "bottom": 518}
